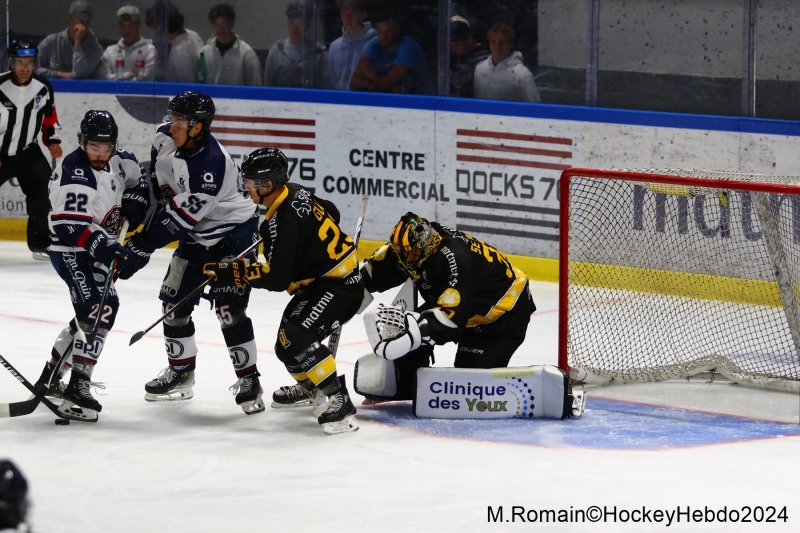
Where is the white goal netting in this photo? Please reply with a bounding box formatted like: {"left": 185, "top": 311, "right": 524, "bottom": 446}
{"left": 564, "top": 169, "right": 800, "bottom": 392}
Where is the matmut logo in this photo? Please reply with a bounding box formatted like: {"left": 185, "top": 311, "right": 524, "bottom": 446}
{"left": 214, "top": 114, "right": 316, "bottom": 153}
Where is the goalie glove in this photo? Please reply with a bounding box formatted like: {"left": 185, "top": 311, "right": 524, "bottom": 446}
{"left": 364, "top": 304, "right": 430, "bottom": 360}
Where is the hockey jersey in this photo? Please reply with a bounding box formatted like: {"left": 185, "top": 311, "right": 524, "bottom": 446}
{"left": 49, "top": 147, "right": 146, "bottom": 252}
{"left": 245, "top": 182, "right": 361, "bottom": 293}
{"left": 148, "top": 124, "right": 256, "bottom": 247}
{"left": 364, "top": 223, "right": 531, "bottom": 328}
{"left": 0, "top": 72, "right": 60, "bottom": 157}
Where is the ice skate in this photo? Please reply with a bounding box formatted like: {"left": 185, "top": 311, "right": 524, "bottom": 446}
{"left": 271, "top": 379, "right": 326, "bottom": 412}
{"left": 34, "top": 359, "right": 67, "bottom": 400}
{"left": 58, "top": 372, "right": 102, "bottom": 422}
{"left": 229, "top": 370, "right": 265, "bottom": 415}
{"left": 144, "top": 367, "right": 195, "bottom": 401}
{"left": 318, "top": 377, "right": 358, "bottom": 435}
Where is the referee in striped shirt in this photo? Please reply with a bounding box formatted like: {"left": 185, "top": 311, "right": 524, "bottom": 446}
{"left": 0, "top": 40, "right": 62, "bottom": 260}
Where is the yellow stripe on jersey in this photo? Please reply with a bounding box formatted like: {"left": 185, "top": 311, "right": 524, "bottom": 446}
{"left": 306, "top": 355, "right": 337, "bottom": 386}
{"left": 290, "top": 371, "right": 308, "bottom": 382}
{"left": 265, "top": 186, "right": 290, "bottom": 220}
{"left": 466, "top": 267, "right": 529, "bottom": 327}
{"left": 285, "top": 249, "right": 359, "bottom": 294}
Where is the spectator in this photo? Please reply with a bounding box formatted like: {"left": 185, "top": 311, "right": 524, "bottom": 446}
{"left": 264, "top": 3, "right": 327, "bottom": 88}
{"left": 145, "top": 1, "right": 204, "bottom": 83}
{"left": 199, "top": 3, "right": 261, "bottom": 86}
{"left": 474, "top": 22, "right": 540, "bottom": 103}
{"left": 102, "top": 6, "right": 156, "bottom": 81}
{"left": 36, "top": 1, "right": 107, "bottom": 79}
{"left": 325, "top": 0, "right": 375, "bottom": 91}
{"left": 449, "top": 16, "right": 489, "bottom": 98}
{"left": 350, "top": 13, "right": 434, "bottom": 95}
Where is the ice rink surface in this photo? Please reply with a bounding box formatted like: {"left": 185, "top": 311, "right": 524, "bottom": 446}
{"left": 0, "top": 241, "right": 798, "bottom": 533}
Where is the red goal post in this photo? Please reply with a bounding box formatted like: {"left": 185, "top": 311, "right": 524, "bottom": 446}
{"left": 558, "top": 168, "right": 800, "bottom": 393}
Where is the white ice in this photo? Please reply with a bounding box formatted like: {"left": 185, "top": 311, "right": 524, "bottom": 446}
{"left": 1, "top": 241, "right": 798, "bottom": 533}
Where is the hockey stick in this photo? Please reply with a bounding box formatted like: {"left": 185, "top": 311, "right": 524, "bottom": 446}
{"left": 129, "top": 237, "right": 264, "bottom": 345}
{"left": 326, "top": 195, "right": 369, "bottom": 357}
{"left": 85, "top": 219, "right": 130, "bottom": 345}
{"left": 0, "top": 353, "right": 68, "bottom": 421}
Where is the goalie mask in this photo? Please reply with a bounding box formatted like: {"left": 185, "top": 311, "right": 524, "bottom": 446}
{"left": 390, "top": 212, "right": 442, "bottom": 272}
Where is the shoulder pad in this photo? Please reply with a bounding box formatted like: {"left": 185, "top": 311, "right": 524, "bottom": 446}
{"left": 185, "top": 142, "right": 227, "bottom": 196}
{"left": 114, "top": 149, "right": 139, "bottom": 164}
{"left": 59, "top": 150, "right": 97, "bottom": 189}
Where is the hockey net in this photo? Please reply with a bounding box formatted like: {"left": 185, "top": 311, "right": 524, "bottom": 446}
{"left": 559, "top": 168, "right": 800, "bottom": 393}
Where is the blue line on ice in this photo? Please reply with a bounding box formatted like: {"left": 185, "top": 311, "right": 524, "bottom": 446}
{"left": 359, "top": 398, "right": 800, "bottom": 449}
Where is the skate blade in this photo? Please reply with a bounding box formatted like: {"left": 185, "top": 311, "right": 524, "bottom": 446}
{"left": 322, "top": 415, "right": 359, "bottom": 435}
{"left": 361, "top": 398, "right": 389, "bottom": 406}
{"left": 270, "top": 398, "right": 314, "bottom": 409}
{"left": 240, "top": 395, "right": 265, "bottom": 415}
{"left": 57, "top": 401, "right": 98, "bottom": 423}
{"left": 144, "top": 389, "right": 194, "bottom": 402}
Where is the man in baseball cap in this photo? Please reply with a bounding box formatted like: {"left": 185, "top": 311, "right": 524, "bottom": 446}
{"left": 36, "top": 0, "right": 106, "bottom": 79}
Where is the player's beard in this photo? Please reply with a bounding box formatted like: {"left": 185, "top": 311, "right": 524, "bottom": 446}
{"left": 89, "top": 157, "right": 110, "bottom": 170}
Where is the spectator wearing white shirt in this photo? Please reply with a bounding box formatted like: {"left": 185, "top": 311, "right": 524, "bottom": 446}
{"left": 199, "top": 3, "right": 261, "bottom": 86}
{"left": 145, "top": 1, "right": 204, "bottom": 83}
{"left": 474, "top": 22, "right": 540, "bottom": 103}
{"left": 102, "top": 6, "right": 156, "bottom": 81}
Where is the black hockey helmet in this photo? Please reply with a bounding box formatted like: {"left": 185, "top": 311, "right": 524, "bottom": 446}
{"left": 8, "top": 39, "right": 37, "bottom": 60}
{"left": 79, "top": 110, "right": 119, "bottom": 145}
{"left": 390, "top": 212, "right": 441, "bottom": 270}
{"left": 241, "top": 147, "right": 289, "bottom": 190}
{"left": 0, "top": 460, "right": 29, "bottom": 530}
{"left": 166, "top": 91, "right": 215, "bottom": 135}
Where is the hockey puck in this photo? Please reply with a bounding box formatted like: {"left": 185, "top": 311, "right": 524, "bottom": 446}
{"left": 54, "top": 418, "right": 70, "bottom": 426}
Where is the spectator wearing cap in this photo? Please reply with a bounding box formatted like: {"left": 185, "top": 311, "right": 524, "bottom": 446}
{"left": 102, "top": 6, "right": 156, "bottom": 81}
{"left": 145, "top": 1, "right": 204, "bottom": 83}
{"left": 351, "top": 13, "right": 434, "bottom": 95}
{"left": 474, "top": 22, "right": 540, "bottom": 103}
{"left": 36, "top": 1, "right": 107, "bottom": 79}
{"left": 199, "top": 3, "right": 261, "bottom": 86}
{"left": 264, "top": 3, "right": 327, "bottom": 87}
{"left": 449, "top": 16, "right": 489, "bottom": 98}
{"left": 325, "top": 0, "right": 375, "bottom": 91}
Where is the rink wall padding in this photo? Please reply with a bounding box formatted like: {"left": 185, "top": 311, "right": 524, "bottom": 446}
{"left": 2, "top": 80, "right": 799, "bottom": 269}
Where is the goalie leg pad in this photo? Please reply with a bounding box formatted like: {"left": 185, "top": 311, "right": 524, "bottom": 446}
{"left": 354, "top": 346, "right": 433, "bottom": 402}
{"left": 413, "top": 365, "right": 579, "bottom": 419}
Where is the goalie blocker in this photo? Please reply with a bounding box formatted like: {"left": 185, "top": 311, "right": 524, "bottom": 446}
{"left": 354, "top": 357, "right": 584, "bottom": 419}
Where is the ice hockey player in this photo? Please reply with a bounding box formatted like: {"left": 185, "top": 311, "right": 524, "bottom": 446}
{"left": 116, "top": 91, "right": 264, "bottom": 415}
{"left": 0, "top": 39, "right": 63, "bottom": 261}
{"left": 202, "top": 147, "right": 363, "bottom": 434}
{"left": 0, "top": 459, "right": 29, "bottom": 532}
{"left": 37, "top": 110, "right": 149, "bottom": 422}
{"left": 358, "top": 212, "right": 536, "bottom": 402}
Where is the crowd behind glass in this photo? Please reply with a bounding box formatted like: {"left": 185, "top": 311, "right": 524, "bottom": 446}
{"left": 6, "top": 0, "right": 799, "bottom": 120}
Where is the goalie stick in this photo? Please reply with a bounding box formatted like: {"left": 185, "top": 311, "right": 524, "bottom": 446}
{"left": 326, "top": 195, "right": 369, "bottom": 357}
{"left": 0, "top": 353, "right": 72, "bottom": 421}
{"left": 85, "top": 218, "right": 130, "bottom": 345}
{"left": 129, "top": 237, "right": 264, "bottom": 345}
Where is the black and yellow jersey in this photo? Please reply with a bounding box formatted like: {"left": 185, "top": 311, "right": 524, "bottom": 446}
{"left": 246, "top": 182, "right": 362, "bottom": 293}
{"left": 364, "top": 223, "right": 532, "bottom": 328}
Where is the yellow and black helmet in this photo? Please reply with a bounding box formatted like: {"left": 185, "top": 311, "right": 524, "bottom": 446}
{"left": 390, "top": 212, "right": 442, "bottom": 270}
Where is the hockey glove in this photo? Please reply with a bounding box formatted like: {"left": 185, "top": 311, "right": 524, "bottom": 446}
{"left": 121, "top": 188, "right": 150, "bottom": 229}
{"left": 85, "top": 230, "right": 129, "bottom": 265}
{"left": 364, "top": 304, "right": 425, "bottom": 360}
{"left": 117, "top": 234, "right": 156, "bottom": 280}
{"left": 203, "top": 259, "right": 251, "bottom": 287}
